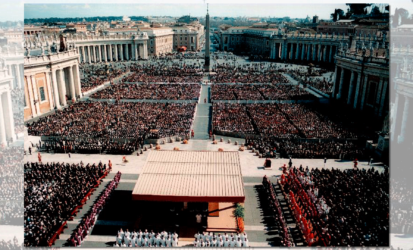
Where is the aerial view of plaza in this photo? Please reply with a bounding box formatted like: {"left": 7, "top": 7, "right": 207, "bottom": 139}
{"left": 0, "top": 2, "right": 403, "bottom": 248}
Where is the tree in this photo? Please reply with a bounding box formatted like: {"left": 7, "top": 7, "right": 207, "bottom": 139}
{"left": 346, "top": 4, "right": 372, "bottom": 17}
{"left": 331, "top": 9, "right": 345, "bottom": 21}
{"left": 371, "top": 6, "right": 382, "bottom": 16}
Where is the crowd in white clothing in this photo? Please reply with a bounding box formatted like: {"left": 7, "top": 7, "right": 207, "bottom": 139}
{"left": 193, "top": 232, "right": 249, "bottom": 247}
{"left": 114, "top": 229, "right": 179, "bottom": 247}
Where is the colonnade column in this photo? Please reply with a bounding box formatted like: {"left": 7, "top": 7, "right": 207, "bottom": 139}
{"left": 0, "top": 94, "right": 7, "bottom": 145}
{"left": 353, "top": 73, "right": 362, "bottom": 109}
{"left": 347, "top": 71, "right": 356, "bottom": 105}
{"left": 332, "top": 65, "right": 338, "bottom": 98}
{"left": 30, "top": 75, "right": 41, "bottom": 115}
{"left": 109, "top": 44, "right": 113, "bottom": 61}
{"left": 391, "top": 93, "right": 399, "bottom": 141}
{"left": 68, "top": 66, "right": 76, "bottom": 101}
{"left": 45, "top": 71, "right": 54, "bottom": 110}
{"left": 312, "top": 44, "right": 316, "bottom": 61}
{"left": 73, "top": 64, "right": 83, "bottom": 98}
{"left": 378, "top": 79, "right": 388, "bottom": 116}
{"left": 295, "top": 43, "right": 300, "bottom": 60}
{"left": 120, "top": 44, "right": 124, "bottom": 61}
{"left": 1, "top": 91, "right": 16, "bottom": 142}
{"left": 337, "top": 68, "right": 345, "bottom": 99}
{"left": 114, "top": 44, "right": 119, "bottom": 61}
{"left": 301, "top": 44, "right": 305, "bottom": 61}
{"left": 98, "top": 45, "right": 102, "bottom": 62}
{"left": 51, "top": 70, "right": 61, "bottom": 109}
{"left": 88, "top": 46, "right": 91, "bottom": 63}
{"left": 58, "top": 69, "right": 67, "bottom": 106}
{"left": 125, "top": 44, "right": 129, "bottom": 60}
{"left": 329, "top": 45, "right": 333, "bottom": 62}
{"left": 360, "top": 75, "right": 369, "bottom": 110}
{"left": 398, "top": 96, "right": 410, "bottom": 143}
{"left": 82, "top": 46, "right": 86, "bottom": 63}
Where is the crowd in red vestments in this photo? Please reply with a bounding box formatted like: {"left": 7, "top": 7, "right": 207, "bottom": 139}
{"left": 70, "top": 171, "right": 121, "bottom": 247}
{"left": 277, "top": 165, "right": 389, "bottom": 246}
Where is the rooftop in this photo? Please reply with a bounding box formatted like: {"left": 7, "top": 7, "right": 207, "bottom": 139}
{"left": 132, "top": 150, "right": 245, "bottom": 203}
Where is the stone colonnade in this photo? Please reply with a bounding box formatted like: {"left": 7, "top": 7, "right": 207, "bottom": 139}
{"left": 77, "top": 42, "right": 148, "bottom": 63}
{"left": 6, "top": 63, "right": 24, "bottom": 89}
{"left": 331, "top": 64, "right": 388, "bottom": 117}
{"left": 270, "top": 40, "right": 338, "bottom": 63}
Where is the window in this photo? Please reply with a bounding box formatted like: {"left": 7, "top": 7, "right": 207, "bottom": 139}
{"left": 39, "top": 87, "right": 46, "bottom": 101}
{"left": 180, "top": 37, "right": 182, "bottom": 41}
{"left": 185, "top": 37, "right": 187, "bottom": 40}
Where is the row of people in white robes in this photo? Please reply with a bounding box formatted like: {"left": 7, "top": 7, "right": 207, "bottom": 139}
{"left": 193, "top": 237, "right": 249, "bottom": 247}
{"left": 194, "top": 232, "right": 247, "bottom": 242}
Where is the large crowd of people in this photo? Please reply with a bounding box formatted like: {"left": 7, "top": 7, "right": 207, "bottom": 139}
{"left": 24, "top": 161, "right": 107, "bottom": 247}
{"left": 211, "top": 84, "right": 313, "bottom": 100}
{"left": 0, "top": 146, "right": 23, "bottom": 225}
{"left": 212, "top": 103, "right": 255, "bottom": 135}
{"left": 26, "top": 101, "right": 195, "bottom": 154}
{"left": 213, "top": 103, "right": 356, "bottom": 139}
{"left": 287, "top": 67, "right": 333, "bottom": 94}
{"left": 121, "top": 62, "right": 203, "bottom": 83}
{"left": 213, "top": 103, "right": 363, "bottom": 159}
{"left": 391, "top": 177, "right": 413, "bottom": 235}
{"left": 80, "top": 62, "right": 130, "bottom": 92}
{"left": 279, "top": 166, "right": 389, "bottom": 246}
{"left": 210, "top": 63, "right": 289, "bottom": 84}
{"left": 91, "top": 83, "right": 201, "bottom": 100}
{"left": 0, "top": 237, "right": 22, "bottom": 250}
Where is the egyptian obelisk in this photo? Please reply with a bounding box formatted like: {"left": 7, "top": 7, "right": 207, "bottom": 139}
{"left": 204, "top": 4, "right": 211, "bottom": 72}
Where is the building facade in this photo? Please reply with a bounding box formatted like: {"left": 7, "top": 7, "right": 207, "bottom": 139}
{"left": 332, "top": 39, "right": 389, "bottom": 116}
{"left": 390, "top": 26, "right": 413, "bottom": 146}
{"left": 0, "top": 58, "right": 17, "bottom": 145}
{"left": 24, "top": 47, "right": 82, "bottom": 120}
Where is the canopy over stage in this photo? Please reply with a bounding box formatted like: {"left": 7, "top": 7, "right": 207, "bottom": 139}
{"left": 132, "top": 151, "right": 245, "bottom": 203}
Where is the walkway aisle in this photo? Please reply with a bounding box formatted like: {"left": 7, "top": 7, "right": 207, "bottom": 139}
{"left": 272, "top": 181, "right": 305, "bottom": 246}
{"left": 54, "top": 172, "right": 117, "bottom": 247}
{"left": 192, "top": 84, "right": 211, "bottom": 140}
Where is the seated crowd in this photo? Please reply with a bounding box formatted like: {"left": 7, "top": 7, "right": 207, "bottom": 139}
{"left": 80, "top": 62, "right": 130, "bottom": 92}
{"left": 40, "top": 138, "right": 141, "bottom": 155}
{"left": 211, "top": 84, "right": 313, "bottom": 101}
{"left": 193, "top": 232, "right": 249, "bottom": 247}
{"left": 0, "top": 146, "right": 23, "bottom": 225}
{"left": 121, "top": 62, "right": 203, "bottom": 83}
{"left": 391, "top": 177, "right": 413, "bottom": 235}
{"left": 0, "top": 237, "right": 22, "bottom": 250}
{"left": 212, "top": 103, "right": 255, "bottom": 135}
{"left": 114, "top": 229, "right": 179, "bottom": 247}
{"left": 91, "top": 83, "right": 200, "bottom": 100}
{"left": 24, "top": 161, "right": 107, "bottom": 247}
{"left": 278, "top": 166, "right": 389, "bottom": 246}
{"left": 26, "top": 101, "right": 196, "bottom": 154}
{"left": 213, "top": 103, "right": 361, "bottom": 159}
{"left": 288, "top": 68, "right": 333, "bottom": 94}
{"left": 210, "top": 63, "right": 289, "bottom": 84}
